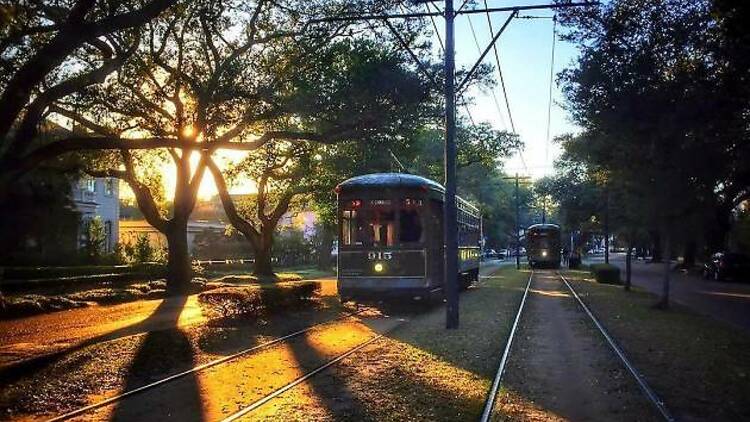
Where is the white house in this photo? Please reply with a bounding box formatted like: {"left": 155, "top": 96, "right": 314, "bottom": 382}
{"left": 70, "top": 176, "right": 120, "bottom": 252}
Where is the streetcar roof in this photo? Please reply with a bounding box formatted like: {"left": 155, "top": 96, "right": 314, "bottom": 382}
{"left": 337, "top": 172, "right": 479, "bottom": 214}
{"left": 338, "top": 172, "right": 444, "bottom": 192}
{"left": 527, "top": 223, "right": 561, "bottom": 231}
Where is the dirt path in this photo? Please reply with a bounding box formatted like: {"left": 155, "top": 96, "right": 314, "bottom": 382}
{"left": 497, "top": 271, "right": 658, "bottom": 421}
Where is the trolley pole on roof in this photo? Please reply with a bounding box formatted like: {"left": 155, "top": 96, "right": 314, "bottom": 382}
{"left": 444, "top": 0, "right": 459, "bottom": 329}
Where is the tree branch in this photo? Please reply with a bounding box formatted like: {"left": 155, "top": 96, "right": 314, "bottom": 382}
{"left": 204, "top": 154, "right": 260, "bottom": 241}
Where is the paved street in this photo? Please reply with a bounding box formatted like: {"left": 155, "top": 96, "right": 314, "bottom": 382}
{"left": 588, "top": 254, "right": 750, "bottom": 332}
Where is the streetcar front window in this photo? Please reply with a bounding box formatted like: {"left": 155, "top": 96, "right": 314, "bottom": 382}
{"left": 341, "top": 208, "right": 396, "bottom": 247}
{"left": 399, "top": 208, "right": 423, "bottom": 243}
{"left": 341, "top": 197, "right": 427, "bottom": 247}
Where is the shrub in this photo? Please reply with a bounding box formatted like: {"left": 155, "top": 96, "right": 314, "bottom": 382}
{"left": 590, "top": 263, "right": 621, "bottom": 284}
{"left": 84, "top": 217, "right": 107, "bottom": 262}
{"left": 1, "top": 263, "right": 166, "bottom": 280}
{"left": 198, "top": 282, "right": 320, "bottom": 318}
{"left": 1, "top": 295, "right": 89, "bottom": 319}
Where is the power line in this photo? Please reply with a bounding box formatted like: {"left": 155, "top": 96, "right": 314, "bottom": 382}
{"left": 425, "top": 2, "right": 477, "bottom": 127}
{"left": 478, "top": 0, "right": 527, "bottom": 174}
{"left": 425, "top": 2, "right": 445, "bottom": 52}
{"left": 544, "top": 16, "right": 557, "bottom": 177}
{"left": 466, "top": 14, "right": 507, "bottom": 130}
{"left": 483, "top": 0, "right": 516, "bottom": 134}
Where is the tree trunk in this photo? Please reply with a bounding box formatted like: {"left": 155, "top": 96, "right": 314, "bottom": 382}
{"left": 625, "top": 241, "right": 632, "bottom": 291}
{"left": 317, "top": 223, "right": 334, "bottom": 270}
{"left": 651, "top": 231, "right": 662, "bottom": 262}
{"left": 253, "top": 230, "right": 275, "bottom": 277}
{"left": 683, "top": 240, "right": 696, "bottom": 268}
{"left": 165, "top": 220, "right": 192, "bottom": 293}
{"left": 656, "top": 233, "right": 671, "bottom": 309}
{"left": 604, "top": 188, "right": 610, "bottom": 264}
{"left": 707, "top": 205, "right": 732, "bottom": 253}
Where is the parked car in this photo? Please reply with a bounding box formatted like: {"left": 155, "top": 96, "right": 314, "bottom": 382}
{"left": 482, "top": 249, "right": 496, "bottom": 260}
{"left": 703, "top": 252, "right": 750, "bottom": 281}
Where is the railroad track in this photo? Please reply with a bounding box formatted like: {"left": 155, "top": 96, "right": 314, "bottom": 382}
{"left": 480, "top": 270, "right": 675, "bottom": 422}
{"left": 46, "top": 308, "right": 370, "bottom": 422}
{"left": 220, "top": 318, "right": 407, "bottom": 422}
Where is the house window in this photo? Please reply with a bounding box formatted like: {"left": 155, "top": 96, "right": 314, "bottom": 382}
{"left": 104, "top": 179, "right": 115, "bottom": 196}
{"left": 80, "top": 177, "right": 96, "bottom": 193}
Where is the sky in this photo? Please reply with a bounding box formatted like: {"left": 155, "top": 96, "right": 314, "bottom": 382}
{"left": 126, "top": 1, "right": 581, "bottom": 200}
{"left": 444, "top": 0, "right": 582, "bottom": 179}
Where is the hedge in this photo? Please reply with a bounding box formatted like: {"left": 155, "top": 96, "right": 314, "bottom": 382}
{"left": 1, "top": 263, "right": 165, "bottom": 280}
{"left": 590, "top": 263, "right": 622, "bottom": 284}
{"left": 197, "top": 282, "right": 320, "bottom": 318}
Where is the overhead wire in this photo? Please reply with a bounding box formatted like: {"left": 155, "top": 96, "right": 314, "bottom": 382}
{"left": 544, "top": 16, "right": 557, "bottom": 177}
{"left": 482, "top": 0, "right": 516, "bottom": 134}
{"left": 466, "top": 14, "right": 507, "bottom": 130}
{"left": 424, "top": 2, "right": 477, "bottom": 127}
{"left": 480, "top": 0, "right": 528, "bottom": 176}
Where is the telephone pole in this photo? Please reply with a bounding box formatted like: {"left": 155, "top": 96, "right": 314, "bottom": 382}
{"left": 503, "top": 174, "right": 531, "bottom": 269}
{"left": 443, "top": 0, "right": 459, "bottom": 328}
{"left": 314, "top": 0, "right": 596, "bottom": 329}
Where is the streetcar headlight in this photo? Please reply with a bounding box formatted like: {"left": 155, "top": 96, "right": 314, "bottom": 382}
{"left": 374, "top": 263, "right": 384, "bottom": 272}
{"left": 542, "top": 250, "right": 548, "bottom": 257}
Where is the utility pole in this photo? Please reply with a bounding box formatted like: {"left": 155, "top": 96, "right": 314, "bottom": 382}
{"left": 443, "top": 0, "right": 459, "bottom": 329}
{"left": 503, "top": 174, "right": 531, "bottom": 269}
{"left": 314, "top": 0, "right": 595, "bottom": 329}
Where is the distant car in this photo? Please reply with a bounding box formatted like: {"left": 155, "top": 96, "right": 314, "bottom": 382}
{"left": 331, "top": 240, "right": 339, "bottom": 265}
{"left": 497, "top": 249, "right": 507, "bottom": 260}
{"left": 703, "top": 252, "right": 750, "bottom": 281}
{"left": 484, "top": 249, "right": 498, "bottom": 259}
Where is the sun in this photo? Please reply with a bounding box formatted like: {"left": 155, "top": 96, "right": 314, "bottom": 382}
{"left": 120, "top": 150, "right": 257, "bottom": 201}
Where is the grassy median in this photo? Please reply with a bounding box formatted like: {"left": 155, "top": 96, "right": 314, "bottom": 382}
{"left": 563, "top": 270, "right": 750, "bottom": 421}
{"left": 252, "top": 266, "right": 531, "bottom": 421}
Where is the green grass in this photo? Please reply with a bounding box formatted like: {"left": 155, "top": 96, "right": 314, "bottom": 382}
{"left": 563, "top": 270, "right": 750, "bottom": 421}
{"left": 202, "top": 265, "right": 335, "bottom": 281}
{"left": 258, "top": 266, "right": 532, "bottom": 421}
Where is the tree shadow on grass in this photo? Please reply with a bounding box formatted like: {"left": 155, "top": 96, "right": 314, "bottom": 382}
{"left": 108, "top": 295, "right": 205, "bottom": 421}
{"left": 0, "top": 295, "right": 201, "bottom": 418}
{"left": 0, "top": 294, "right": 195, "bottom": 385}
{"left": 282, "top": 330, "right": 377, "bottom": 421}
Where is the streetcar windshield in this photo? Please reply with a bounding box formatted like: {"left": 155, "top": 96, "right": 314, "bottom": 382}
{"left": 340, "top": 198, "right": 424, "bottom": 247}
{"left": 528, "top": 229, "right": 560, "bottom": 249}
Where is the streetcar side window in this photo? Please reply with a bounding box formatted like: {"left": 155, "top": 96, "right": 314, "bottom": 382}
{"left": 399, "top": 209, "right": 423, "bottom": 243}
{"left": 342, "top": 210, "right": 356, "bottom": 246}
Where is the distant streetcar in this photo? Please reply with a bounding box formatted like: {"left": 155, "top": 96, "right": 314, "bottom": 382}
{"left": 335, "top": 173, "right": 481, "bottom": 302}
{"left": 526, "top": 223, "right": 562, "bottom": 269}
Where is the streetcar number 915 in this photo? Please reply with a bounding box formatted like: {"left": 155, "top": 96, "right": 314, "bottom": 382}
{"left": 368, "top": 251, "right": 393, "bottom": 260}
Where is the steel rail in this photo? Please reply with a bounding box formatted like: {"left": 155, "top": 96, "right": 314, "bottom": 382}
{"left": 479, "top": 270, "right": 533, "bottom": 421}
{"left": 558, "top": 272, "right": 675, "bottom": 422}
{"left": 45, "top": 310, "right": 366, "bottom": 422}
{"left": 220, "top": 320, "right": 407, "bottom": 422}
